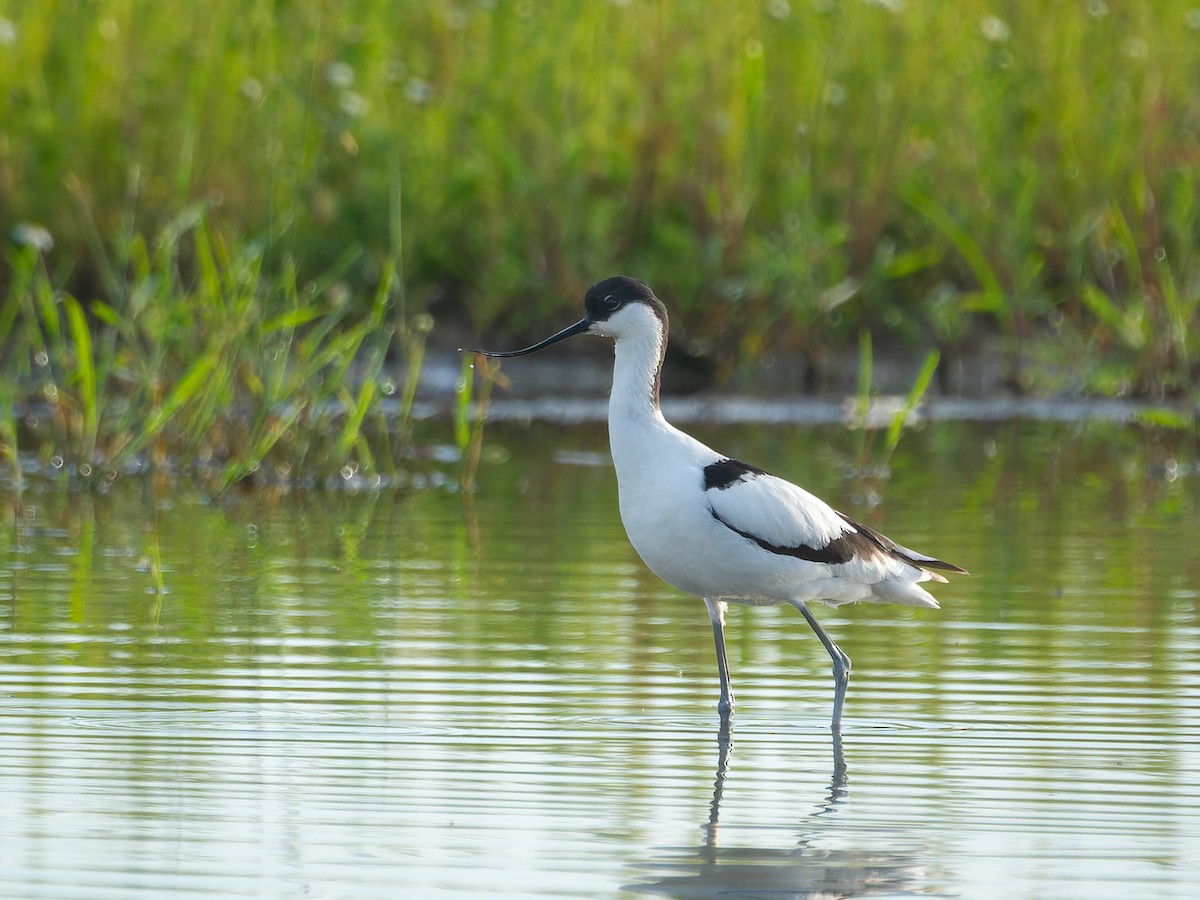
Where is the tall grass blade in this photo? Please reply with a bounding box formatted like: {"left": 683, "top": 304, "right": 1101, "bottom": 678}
{"left": 218, "top": 403, "right": 305, "bottom": 493}
{"left": 901, "top": 188, "right": 1005, "bottom": 314}
{"left": 853, "top": 330, "right": 875, "bottom": 472}
{"left": 883, "top": 350, "right": 940, "bottom": 461}
{"left": 461, "top": 355, "right": 499, "bottom": 492}
{"left": 1080, "top": 284, "right": 1144, "bottom": 350}
{"left": 335, "top": 272, "right": 394, "bottom": 464}
{"left": 111, "top": 349, "right": 223, "bottom": 469}
{"left": 63, "top": 297, "right": 99, "bottom": 464}
{"left": 455, "top": 356, "right": 475, "bottom": 454}
{"left": 335, "top": 341, "right": 388, "bottom": 464}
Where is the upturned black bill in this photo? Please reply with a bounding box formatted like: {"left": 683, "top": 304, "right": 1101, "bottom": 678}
{"left": 463, "top": 317, "right": 591, "bottom": 357}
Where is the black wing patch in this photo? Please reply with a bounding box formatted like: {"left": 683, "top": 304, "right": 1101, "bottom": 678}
{"left": 703, "top": 458, "right": 767, "bottom": 491}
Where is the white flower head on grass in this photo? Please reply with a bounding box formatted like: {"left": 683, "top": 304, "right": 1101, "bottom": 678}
{"left": 0, "top": 17, "right": 16, "bottom": 46}
{"left": 405, "top": 77, "right": 433, "bottom": 105}
{"left": 339, "top": 91, "right": 367, "bottom": 117}
{"left": 12, "top": 223, "right": 54, "bottom": 253}
{"left": 240, "top": 78, "right": 264, "bottom": 104}
{"left": 980, "top": 15, "right": 1010, "bottom": 42}
{"left": 1122, "top": 36, "right": 1148, "bottom": 59}
{"left": 326, "top": 61, "right": 355, "bottom": 89}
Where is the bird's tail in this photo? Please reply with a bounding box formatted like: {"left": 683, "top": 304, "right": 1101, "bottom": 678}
{"left": 871, "top": 576, "right": 942, "bottom": 608}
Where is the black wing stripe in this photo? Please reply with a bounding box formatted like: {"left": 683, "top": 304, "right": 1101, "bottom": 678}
{"left": 710, "top": 509, "right": 878, "bottom": 565}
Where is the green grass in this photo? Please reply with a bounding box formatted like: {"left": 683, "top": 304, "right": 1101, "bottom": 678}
{"left": 0, "top": 215, "right": 415, "bottom": 490}
{"left": 2, "top": 0, "right": 1198, "bottom": 417}
{"left": 851, "top": 328, "right": 941, "bottom": 477}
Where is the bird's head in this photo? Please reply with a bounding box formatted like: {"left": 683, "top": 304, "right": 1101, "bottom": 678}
{"left": 464, "top": 275, "right": 668, "bottom": 357}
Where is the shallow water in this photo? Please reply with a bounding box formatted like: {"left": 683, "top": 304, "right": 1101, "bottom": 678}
{"left": 2, "top": 418, "right": 1198, "bottom": 898}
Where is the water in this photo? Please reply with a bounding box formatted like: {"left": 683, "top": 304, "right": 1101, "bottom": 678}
{"left": 2, "top": 418, "right": 1198, "bottom": 898}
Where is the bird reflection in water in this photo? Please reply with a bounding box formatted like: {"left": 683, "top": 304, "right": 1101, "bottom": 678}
{"left": 626, "top": 725, "right": 934, "bottom": 898}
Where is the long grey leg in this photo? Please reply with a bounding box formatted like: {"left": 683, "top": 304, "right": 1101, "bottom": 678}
{"left": 703, "top": 597, "right": 735, "bottom": 719}
{"left": 793, "top": 601, "right": 852, "bottom": 732}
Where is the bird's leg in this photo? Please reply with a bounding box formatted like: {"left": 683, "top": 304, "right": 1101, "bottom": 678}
{"left": 703, "top": 597, "right": 735, "bottom": 719}
{"left": 795, "top": 602, "right": 852, "bottom": 733}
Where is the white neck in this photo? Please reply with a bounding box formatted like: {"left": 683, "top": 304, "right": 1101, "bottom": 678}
{"left": 607, "top": 322, "right": 665, "bottom": 427}
{"left": 605, "top": 320, "right": 675, "bottom": 489}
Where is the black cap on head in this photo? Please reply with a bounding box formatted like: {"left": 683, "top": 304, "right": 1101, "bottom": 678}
{"left": 584, "top": 276, "right": 667, "bottom": 330}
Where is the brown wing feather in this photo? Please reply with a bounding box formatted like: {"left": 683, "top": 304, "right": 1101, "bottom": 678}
{"left": 836, "top": 513, "right": 968, "bottom": 576}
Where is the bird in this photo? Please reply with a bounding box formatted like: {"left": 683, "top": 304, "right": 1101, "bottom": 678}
{"left": 467, "top": 276, "right": 966, "bottom": 732}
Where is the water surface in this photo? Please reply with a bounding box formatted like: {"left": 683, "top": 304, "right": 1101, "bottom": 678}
{"left": 2, "top": 418, "right": 1198, "bottom": 898}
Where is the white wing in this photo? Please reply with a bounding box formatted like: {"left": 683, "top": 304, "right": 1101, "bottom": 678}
{"left": 703, "top": 457, "right": 966, "bottom": 575}
{"left": 704, "top": 460, "right": 852, "bottom": 555}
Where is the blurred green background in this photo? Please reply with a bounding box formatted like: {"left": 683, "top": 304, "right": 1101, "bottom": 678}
{"left": 1, "top": 0, "right": 1197, "bottom": 481}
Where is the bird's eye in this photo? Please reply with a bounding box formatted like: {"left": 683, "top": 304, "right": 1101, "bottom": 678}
{"left": 603, "top": 294, "right": 620, "bottom": 311}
